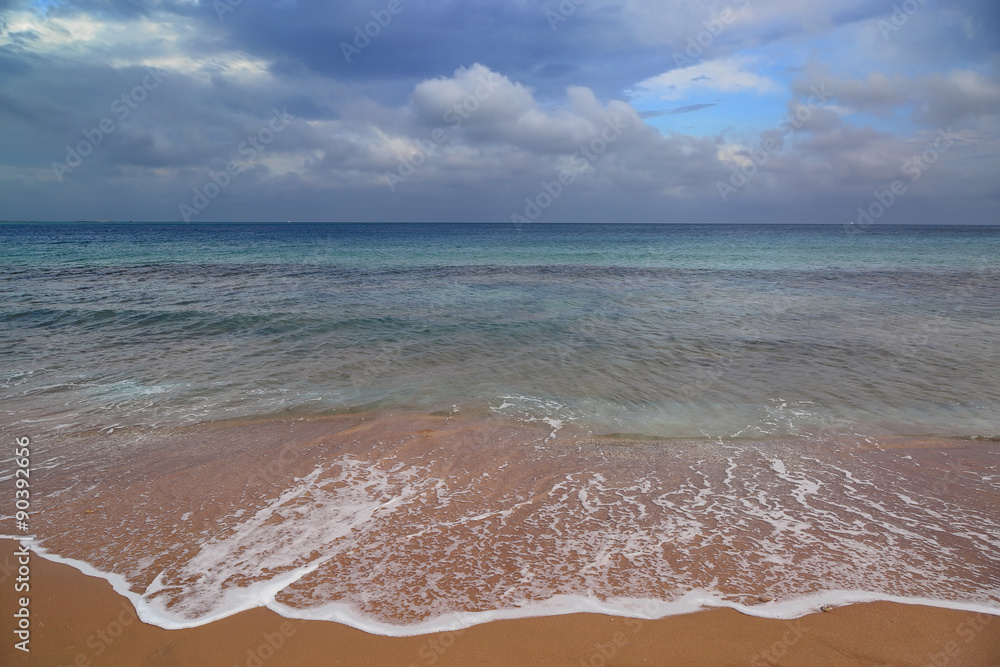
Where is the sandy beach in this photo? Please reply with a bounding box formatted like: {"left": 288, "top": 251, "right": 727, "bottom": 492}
{"left": 2, "top": 412, "right": 999, "bottom": 667}
{"left": 6, "top": 413, "right": 998, "bottom": 629}
{"left": 1, "top": 538, "right": 997, "bottom": 666}
{"left": 4, "top": 225, "right": 1000, "bottom": 665}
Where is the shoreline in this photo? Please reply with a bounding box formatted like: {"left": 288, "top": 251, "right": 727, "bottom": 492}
{"left": 4, "top": 412, "right": 999, "bottom": 635}
{"left": 6, "top": 536, "right": 1000, "bottom": 636}
{"left": 2, "top": 540, "right": 998, "bottom": 666}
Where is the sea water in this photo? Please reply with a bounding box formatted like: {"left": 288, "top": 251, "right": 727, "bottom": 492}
{"left": 1, "top": 222, "right": 998, "bottom": 632}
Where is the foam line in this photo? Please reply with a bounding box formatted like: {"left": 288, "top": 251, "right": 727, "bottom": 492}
{"left": 6, "top": 537, "right": 998, "bottom": 638}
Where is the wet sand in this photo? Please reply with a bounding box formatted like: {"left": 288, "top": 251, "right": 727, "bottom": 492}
{"left": 2, "top": 413, "right": 998, "bottom": 665}
{"left": 1, "top": 538, "right": 998, "bottom": 666}
{"left": 8, "top": 413, "right": 998, "bottom": 629}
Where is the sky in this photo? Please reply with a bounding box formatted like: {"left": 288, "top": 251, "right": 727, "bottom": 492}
{"left": 0, "top": 0, "right": 998, "bottom": 223}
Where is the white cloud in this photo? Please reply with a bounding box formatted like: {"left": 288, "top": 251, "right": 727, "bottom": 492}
{"left": 405, "top": 64, "right": 643, "bottom": 155}
{"left": 634, "top": 57, "right": 782, "bottom": 101}
{"left": 795, "top": 64, "right": 1000, "bottom": 125}
{"left": 0, "top": 7, "right": 272, "bottom": 84}
{"left": 614, "top": 0, "right": 872, "bottom": 48}
{"left": 0, "top": 11, "right": 104, "bottom": 51}
{"left": 411, "top": 63, "right": 535, "bottom": 123}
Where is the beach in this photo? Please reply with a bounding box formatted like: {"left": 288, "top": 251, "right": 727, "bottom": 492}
{"left": 1, "top": 411, "right": 998, "bottom": 665}
{"left": 2, "top": 223, "right": 999, "bottom": 663}
{"left": 3, "top": 0, "right": 1000, "bottom": 648}
{"left": 2, "top": 538, "right": 998, "bottom": 666}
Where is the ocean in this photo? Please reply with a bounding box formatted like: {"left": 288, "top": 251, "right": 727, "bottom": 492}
{"left": 1, "top": 222, "right": 998, "bottom": 633}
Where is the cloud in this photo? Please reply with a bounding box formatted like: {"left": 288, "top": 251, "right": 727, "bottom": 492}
{"left": 639, "top": 103, "right": 719, "bottom": 118}
{"left": 329, "top": 64, "right": 659, "bottom": 185}
{"left": 0, "top": 0, "right": 998, "bottom": 223}
{"left": 635, "top": 57, "right": 782, "bottom": 100}
{"left": 795, "top": 63, "right": 1000, "bottom": 125}
{"left": 614, "top": 0, "right": 902, "bottom": 50}
{"left": 669, "top": 102, "right": 718, "bottom": 115}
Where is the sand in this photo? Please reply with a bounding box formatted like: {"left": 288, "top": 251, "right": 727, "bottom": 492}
{"left": 14, "top": 413, "right": 1000, "bottom": 631}
{"left": 1, "top": 539, "right": 997, "bottom": 666}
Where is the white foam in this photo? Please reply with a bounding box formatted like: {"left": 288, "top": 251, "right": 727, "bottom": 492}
{"left": 9, "top": 419, "right": 1000, "bottom": 637}
{"left": 490, "top": 395, "right": 579, "bottom": 439}
{"left": 5, "top": 536, "right": 998, "bottom": 636}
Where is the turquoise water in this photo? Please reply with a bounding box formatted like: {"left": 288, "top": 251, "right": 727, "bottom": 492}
{"left": 5, "top": 223, "right": 1000, "bottom": 631}
{"left": 3, "top": 222, "right": 999, "bottom": 438}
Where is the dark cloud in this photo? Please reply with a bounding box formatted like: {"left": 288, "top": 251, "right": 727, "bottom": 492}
{"left": 0, "top": 0, "right": 28, "bottom": 12}
{"left": 0, "top": 0, "right": 998, "bottom": 222}
{"left": 640, "top": 103, "right": 718, "bottom": 118}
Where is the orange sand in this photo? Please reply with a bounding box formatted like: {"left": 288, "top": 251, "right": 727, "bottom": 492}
{"left": 1, "top": 539, "right": 997, "bottom": 666}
